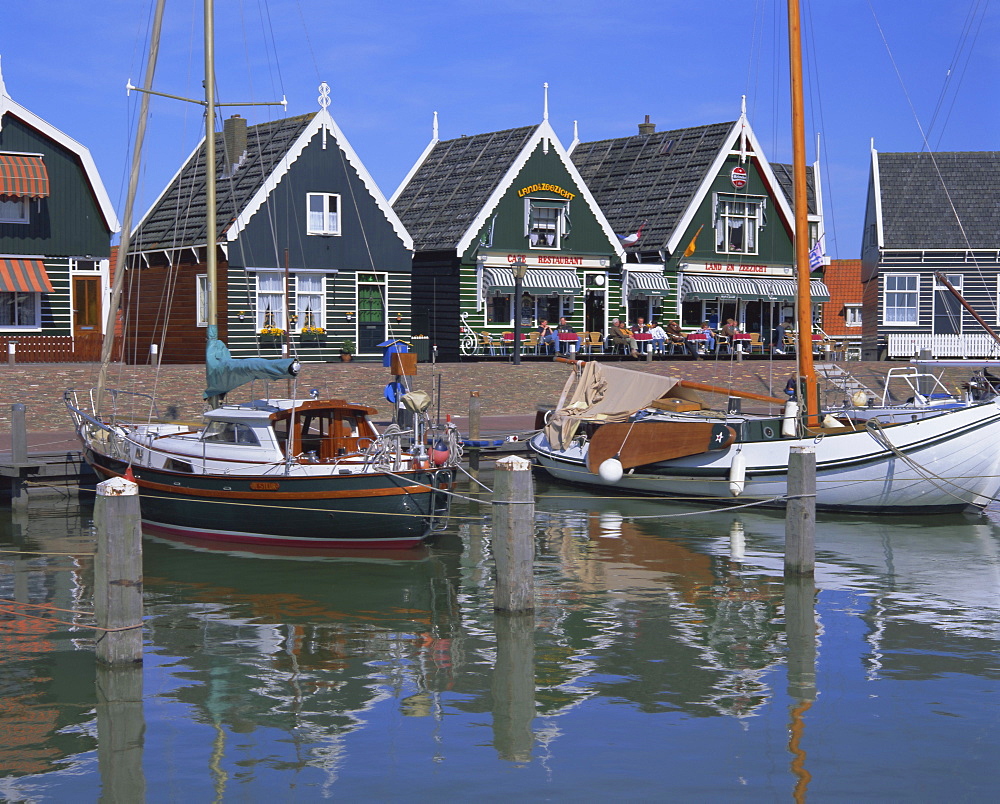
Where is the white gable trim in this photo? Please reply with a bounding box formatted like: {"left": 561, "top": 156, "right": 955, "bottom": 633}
{"left": 454, "top": 119, "right": 625, "bottom": 259}
{"left": 664, "top": 116, "right": 796, "bottom": 256}
{"left": 226, "top": 109, "right": 413, "bottom": 250}
{"left": 871, "top": 146, "right": 884, "bottom": 249}
{"left": 0, "top": 93, "right": 120, "bottom": 233}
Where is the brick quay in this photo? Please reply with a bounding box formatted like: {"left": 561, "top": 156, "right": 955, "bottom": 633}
{"left": 0, "top": 357, "right": 986, "bottom": 447}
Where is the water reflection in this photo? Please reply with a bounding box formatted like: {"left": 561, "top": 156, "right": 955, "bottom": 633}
{"left": 1, "top": 474, "right": 999, "bottom": 798}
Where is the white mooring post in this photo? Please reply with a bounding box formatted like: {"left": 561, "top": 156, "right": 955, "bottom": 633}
{"left": 94, "top": 476, "right": 144, "bottom": 665}
{"left": 493, "top": 455, "right": 535, "bottom": 613}
{"left": 469, "top": 390, "right": 482, "bottom": 476}
{"left": 785, "top": 445, "right": 816, "bottom": 576}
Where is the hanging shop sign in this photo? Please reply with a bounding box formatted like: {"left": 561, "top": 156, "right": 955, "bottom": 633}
{"left": 683, "top": 261, "right": 794, "bottom": 277}
{"left": 517, "top": 183, "right": 576, "bottom": 200}
{"left": 731, "top": 166, "right": 748, "bottom": 188}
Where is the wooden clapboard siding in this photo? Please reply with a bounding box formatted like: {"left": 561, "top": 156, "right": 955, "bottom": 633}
{"left": 411, "top": 253, "right": 460, "bottom": 362}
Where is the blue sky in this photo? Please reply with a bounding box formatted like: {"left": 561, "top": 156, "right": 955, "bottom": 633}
{"left": 1, "top": 0, "right": 996, "bottom": 258}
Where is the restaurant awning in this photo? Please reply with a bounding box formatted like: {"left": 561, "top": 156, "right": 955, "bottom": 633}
{"left": 484, "top": 266, "right": 582, "bottom": 296}
{"left": 0, "top": 258, "right": 54, "bottom": 293}
{"left": 680, "top": 275, "right": 830, "bottom": 302}
{"left": 625, "top": 268, "right": 670, "bottom": 298}
{"left": 0, "top": 153, "right": 50, "bottom": 198}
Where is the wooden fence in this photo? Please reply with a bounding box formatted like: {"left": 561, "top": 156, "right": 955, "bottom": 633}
{"left": 0, "top": 334, "right": 115, "bottom": 363}
{"left": 888, "top": 333, "right": 1000, "bottom": 359}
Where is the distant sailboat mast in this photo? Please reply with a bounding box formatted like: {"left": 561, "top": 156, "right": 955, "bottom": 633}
{"left": 787, "top": 0, "right": 820, "bottom": 427}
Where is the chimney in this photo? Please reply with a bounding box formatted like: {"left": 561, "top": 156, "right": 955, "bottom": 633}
{"left": 223, "top": 114, "right": 247, "bottom": 170}
{"left": 638, "top": 115, "right": 656, "bottom": 135}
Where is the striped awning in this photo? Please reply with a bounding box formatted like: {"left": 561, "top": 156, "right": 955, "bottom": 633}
{"left": 680, "top": 275, "right": 830, "bottom": 302}
{"left": 484, "top": 267, "right": 582, "bottom": 296}
{"left": 625, "top": 268, "right": 670, "bottom": 298}
{"left": 0, "top": 258, "right": 54, "bottom": 293}
{"left": 0, "top": 153, "right": 50, "bottom": 198}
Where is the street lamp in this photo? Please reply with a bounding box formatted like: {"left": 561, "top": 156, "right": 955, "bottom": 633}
{"left": 511, "top": 257, "right": 528, "bottom": 365}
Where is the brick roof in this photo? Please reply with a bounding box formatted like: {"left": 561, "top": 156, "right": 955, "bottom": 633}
{"left": 877, "top": 151, "right": 1000, "bottom": 249}
{"left": 132, "top": 113, "right": 315, "bottom": 251}
{"left": 392, "top": 126, "right": 537, "bottom": 252}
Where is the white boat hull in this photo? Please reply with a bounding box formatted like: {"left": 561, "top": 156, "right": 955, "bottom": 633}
{"left": 531, "top": 400, "right": 1000, "bottom": 513}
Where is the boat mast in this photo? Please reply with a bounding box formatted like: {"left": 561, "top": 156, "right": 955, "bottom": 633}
{"left": 787, "top": 0, "right": 819, "bottom": 427}
{"left": 204, "top": 0, "right": 218, "bottom": 331}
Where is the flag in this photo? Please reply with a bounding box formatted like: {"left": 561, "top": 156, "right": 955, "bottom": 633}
{"left": 682, "top": 224, "right": 704, "bottom": 258}
{"left": 618, "top": 222, "right": 646, "bottom": 246}
{"left": 808, "top": 239, "right": 824, "bottom": 271}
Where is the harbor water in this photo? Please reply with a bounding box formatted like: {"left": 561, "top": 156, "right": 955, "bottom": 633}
{"left": 2, "top": 469, "right": 999, "bottom": 800}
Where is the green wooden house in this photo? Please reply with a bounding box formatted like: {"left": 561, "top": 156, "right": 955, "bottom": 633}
{"left": 128, "top": 89, "right": 412, "bottom": 364}
{"left": 572, "top": 109, "right": 827, "bottom": 346}
{"left": 0, "top": 63, "right": 118, "bottom": 362}
{"left": 391, "top": 106, "right": 624, "bottom": 360}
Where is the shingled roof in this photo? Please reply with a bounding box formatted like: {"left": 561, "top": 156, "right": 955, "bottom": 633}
{"left": 769, "top": 162, "right": 817, "bottom": 216}
{"left": 392, "top": 126, "right": 536, "bottom": 252}
{"left": 877, "top": 151, "right": 1000, "bottom": 249}
{"left": 571, "top": 121, "right": 735, "bottom": 251}
{"left": 132, "top": 113, "right": 315, "bottom": 251}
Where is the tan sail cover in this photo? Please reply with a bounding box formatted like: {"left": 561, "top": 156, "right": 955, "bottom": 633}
{"left": 544, "top": 362, "right": 698, "bottom": 450}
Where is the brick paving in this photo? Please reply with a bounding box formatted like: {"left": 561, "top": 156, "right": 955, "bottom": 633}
{"left": 0, "top": 355, "right": 986, "bottom": 446}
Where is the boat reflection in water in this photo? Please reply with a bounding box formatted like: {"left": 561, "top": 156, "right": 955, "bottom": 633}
{"left": 1, "top": 486, "right": 999, "bottom": 799}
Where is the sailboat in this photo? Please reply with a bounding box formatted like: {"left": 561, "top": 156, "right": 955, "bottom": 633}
{"left": 529, "top": 2, "right": 1000, "bottom": 514}
{"left": 65, "top": 0, "right": 458, "bottom": 549}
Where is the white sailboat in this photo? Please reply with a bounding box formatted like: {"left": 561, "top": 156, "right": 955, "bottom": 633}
{"left": 529, "top": 2, "right": 1000, "bottom": 515}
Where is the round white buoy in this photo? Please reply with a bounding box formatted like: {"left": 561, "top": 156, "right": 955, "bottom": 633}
{"left": 598, "top": 457, "right": 624, "bottom": 483}
{"left": 729, "top": 451, "right": 746, "bottom": 496}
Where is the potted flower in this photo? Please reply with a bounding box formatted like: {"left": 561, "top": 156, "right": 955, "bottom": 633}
{"left": 300, "top": 325, "right": 326, "bottom": 342}
{"left": 339, "top": 338, "right": 356, "bottom": 362}
{"left": 258, "top": 324, "right": 285, "bottom": 344}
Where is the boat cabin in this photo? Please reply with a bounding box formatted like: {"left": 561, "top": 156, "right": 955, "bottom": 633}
{"left": 270, "top": 400, "right": 379, "bottom": 461}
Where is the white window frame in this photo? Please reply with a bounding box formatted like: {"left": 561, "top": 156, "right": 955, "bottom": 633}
{"left": 196, "top": 274, "right": 209, "bottom": 327}
{"left": 714, "top": 193, "right": 765, "bottom": 256}
{"left": 255, "top": 271, "right": 286, "bottom": 330}
{"left": 307, "top": 193, "right": 341, "bottom": 236}
{"left": 295, "top": 273, "right": 326, "bottom": 331}
{"left": 845, "top": 304, "right": 862, "bottom": 327}
{"left": 883, "top": 273, "right": 919, "bottom": 326}
{"left": 0, "top": 291, "right": 41, "bottom": 329}
{"left": 0, "top": 197, "right": 29, "bottom": 224}
{"left": 524, "top": 198, "right": 567, "bottom": 250}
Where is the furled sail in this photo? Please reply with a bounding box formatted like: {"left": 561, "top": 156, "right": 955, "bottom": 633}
{"left": 204, "top": 325, "right": 299, "bottom": 400}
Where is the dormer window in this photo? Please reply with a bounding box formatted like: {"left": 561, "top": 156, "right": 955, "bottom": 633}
{"left": 714, "top": 193, "right": 765, "bottom": 255}
{"left": 525, "top": 198, "right": 568, "bottom": 250}
{"left": 307, "top": 193, "right": 340, "bottom": 236}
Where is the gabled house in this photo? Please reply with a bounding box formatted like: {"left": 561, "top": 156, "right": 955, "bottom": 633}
{"left": 860, "top": 148, "right": 1000, "bottom": 360}
{"left": 0, "top": 60, "right": 119, "bottom": 362}
{"left": 391, "top": 109, "right": 623, "bottom": 361}
{"left": 571, "top": 110, "right": 828, "bottom": 344}
{"left": 128, "top": 91, "right": 412, "bottom": 363}
{"left": 820, "top": 259, "right": 863, "bottom": 355}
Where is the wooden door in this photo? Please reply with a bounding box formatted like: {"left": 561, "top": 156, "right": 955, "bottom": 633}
{"left": 73, "top": 277, "right": 102, "bottom": 360}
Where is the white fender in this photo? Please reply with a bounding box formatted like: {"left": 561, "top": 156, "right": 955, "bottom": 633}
{"left": 782, "top": 401, "right": 799, "bottom": 437}
{"left": 598, "top": 457, "right": 624, "bottom": 483}
{"left": 729, "top": 451, "right": 746, "bottom": 496}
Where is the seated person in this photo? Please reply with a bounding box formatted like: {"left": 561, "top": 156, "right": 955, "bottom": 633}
{"left": 720, "top": 317, "right": 740, "bottom": 353}
{"left": 537, "top": 319, "right": 557, "bottom": 353}
{"left": 648, "top": 320, "right": 667, "bottom": 353}
{"left": 609, "top": 318, "right": 640, "bottom": 358}
{"left": 693, "top": 320, "right": 716, "bottom": 353}
{"left": 773, "top": 319, "right": 791, "bottom": 355}
{"left": 665, "top": 320, "right": 699, "bottom": 357}
{"left": 555, "top": 316, "right": 582, "bottom": 351}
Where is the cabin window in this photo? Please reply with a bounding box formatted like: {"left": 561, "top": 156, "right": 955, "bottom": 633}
{"left": 883, "top": 274, "right": 919, "bottom": 325}
{"left": 524, "top": 198, "right": 568, "bottom": 249}
{"left": 845, "top": 304, "right": 862, "bottom": 327}
{"left": 196, "top": 274, "right": 209, "bottom": 327}
{"left": 201, "top": 421, "right": 260, "bottom": 445}
{"left": 0, "top": 197, "right": 29, "bottom": 224}
{"left": 0, "top": 292, "right": 40, "bottom": 328}
{"left": 307, "top": 193, "right": 340, "bottom": 236}
{"left": 714, "top": 194, "right": 765, "bottom": 255}
{"left": 256, "top": 272, "right": 285, "bottom": 331}
{"left": 296, "top": 273, "right": 325, "bottom": 330}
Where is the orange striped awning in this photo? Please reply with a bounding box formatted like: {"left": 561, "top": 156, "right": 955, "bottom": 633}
{"left": 0, "top": 153, "right": 50, "bottom": 198}
{"left": 0, "top": 259, "right": 54, "bottom": 293}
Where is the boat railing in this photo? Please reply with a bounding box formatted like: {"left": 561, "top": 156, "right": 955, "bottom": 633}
{"left": 878, "top": 367, "right": 956, "bottom": 407}
{"left": 64, "top": 390, "right": 131, "bottom": 462}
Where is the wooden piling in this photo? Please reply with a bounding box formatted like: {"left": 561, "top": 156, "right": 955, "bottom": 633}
{"left": 491, "top": 612, "right": 535, "bottom": 761}
{"left": 785, "top": 445, "right": 816, "bottom": 576}
{"left": 96, "top": 663, "right": 146, "bottom": 801}
{"left": 469, "top": 390, "right": 481, "bottom": 476}
{"left": 493, "top": 455, "right": 535, "bottom": 613}
{"left": 11, "top": 403, "right": 27, "bottom": 465}
{"left": 94, "top": 476, "right": 144, "bottom": 665}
